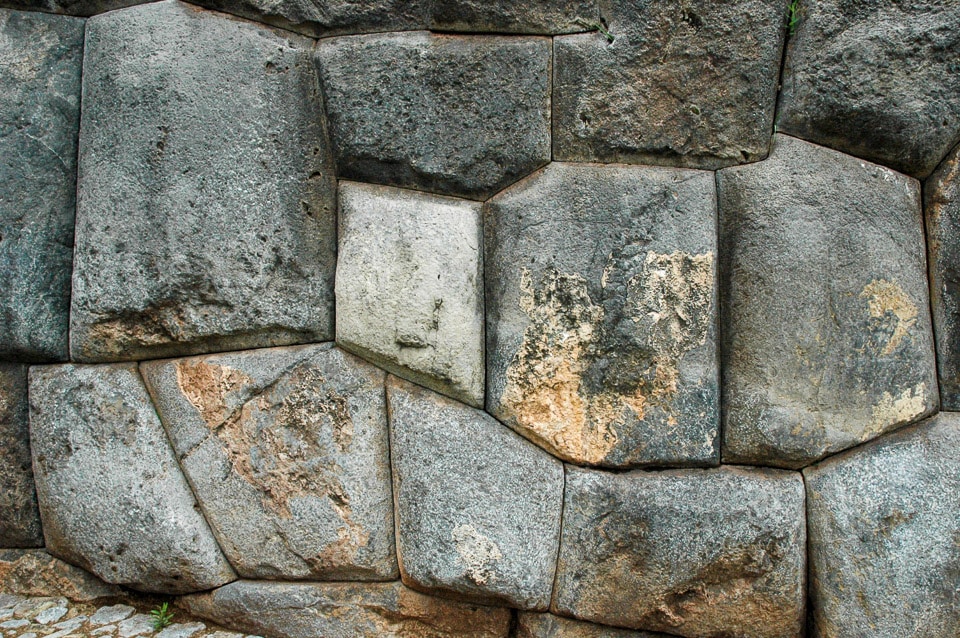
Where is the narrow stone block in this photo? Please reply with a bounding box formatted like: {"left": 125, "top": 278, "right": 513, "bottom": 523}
{"left": 430, "top": 0, "right": 598, "bottom": 34}
{"left": 517, "top": 612, "right": 672, "bottom": 638}
{"left": 0, "top": 550, "right": 122, "bottom": 601}
{"left": 0, "top": 364, "right": 42, "bottom": 547}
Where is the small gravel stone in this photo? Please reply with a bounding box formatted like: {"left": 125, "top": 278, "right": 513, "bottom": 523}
{"left": 35, "top": 605, "right": 68, "bottom": 624}
{"left": 90, "top": 605, "right": 136, "bottom": 626}
{"left": 157, "top": 622, "right": 206, "bottom": 638}
{"left": 0, "top": 619, "right": 29, "bottom": 629}
{"left": 117, "top": 614, "right": 157, "bottom": 637}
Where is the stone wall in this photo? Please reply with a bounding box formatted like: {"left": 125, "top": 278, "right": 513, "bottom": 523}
{"left": 1, "top": 1, "right": 958, "bottom": 637}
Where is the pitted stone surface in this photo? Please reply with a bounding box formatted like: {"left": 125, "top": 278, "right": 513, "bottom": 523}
{"left": 553, "top": 0, "right": 785, "bottom": 169}
{"left": 314, "top": 31, "right": 550, "bottom": 200}
{"left": 553, "top": 465, "right": 806, "bottom": 638}
{"left": 804, "top": 414, "right": 960, "bottom": 638}
{"left": 517, "top": 613, "right": 671, "bottom": 638}
{"left": 0, "top": 10, "right": 83, "bottom": 362}
{"left": 719, "top": 135, "right": 937, "bottom": 468}
{"left": 0, "top": 550, "right": 122, "bottom": 601}
{"left": 28, "top": 363, "right": 236, "bottom": 594}
{"left": 0, "top": 364, "right": 42, "bottom": 547}
{"left": 430, "top": 0, "right": 597, "bottom": 34}
{"left": 485, "top": 162, "right": 718, "bottom": 468}
{"left": 777, "top": 0, "right": 960, "bottom": 178}
{"left": 336, "top": 182, "right": 484, "bottom": 407}
{"left": 0, "top": 0, "right": 143, "bottom": 16}
{"left": 388, "top": 376, "right": 563, "bottom": 610}
{"left": 141, "top": 344, "right": 397, "bottom": 581}
{"left": 71, "top": 0, "right": 337, "bottom": 363}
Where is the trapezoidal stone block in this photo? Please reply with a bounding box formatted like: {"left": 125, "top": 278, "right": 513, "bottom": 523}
{"left": 719, "top": 135, "right": 938, "bottom": 468}
{"left": 429, "top": 0, "right": 599, "bottom": 34}
{"left": 485, "top": 162, "right": 718, "bottom": 468}
{"left": 71, "top": 0, "right": 337, "bottom": 363}
{"left": 517, "top": 612, "right": 673, "bottom": 638}
{"left": 140, "top": 344, "right": 397, "bottom": 581}
{"left": 0, "top": 364, "right": 42, "bottom": 548}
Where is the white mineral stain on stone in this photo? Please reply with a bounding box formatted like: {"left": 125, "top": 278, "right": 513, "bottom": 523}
{"left": 452, "top": 524, "right": 503, "bottom": 586}
{"left": 860, "top": 279, "right": 918, "bottom": 356}
{"left": 868, "top": 382, "right": 927, "bottom": 438}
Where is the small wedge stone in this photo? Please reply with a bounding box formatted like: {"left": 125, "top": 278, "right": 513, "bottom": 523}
{"left": 0, "top": 365, "right": 42, "bottom": 547}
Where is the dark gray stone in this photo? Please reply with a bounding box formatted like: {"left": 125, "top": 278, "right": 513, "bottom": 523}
{"left": 0, "top": 364, "right": 42, "bottom": 547}
{"left": 804, "top": 413, "right": 960, "bottom": 638}
{"left": 0, "top": 550, "right": 122, "bottom": 601}
{"left": 71, "top": 0, "right": 337, "bottom": 363}
{"left": 315, "top": 31, "right": 550, "bottom": 200}
{"left": 777, "top": 0, "right": 960, "bottom": 178}
{"left": 484, "top": 162, "right": 718, "bottom": 468}
{"left": 553, "top": 0, "right": 786, "bottom": 169}
{"left": 0, "top": 10, "right": 83, "bottom": 362}
{"left": 517, "top": 612, "right": 671, "bottom": 638}
{"left": 388, "top": 376, "right": 563, "bottom": 610}
{"left": 430, "top": 0, "right": 598, "bottom": 34}
{"left": 719, "top": 135, "right": 938, "bottom": 468}
{"left": 0, "top": 0, "right": 143, "bottom": 17}
{"left": 553, "top": 465, "right": 806, "bottom": 638}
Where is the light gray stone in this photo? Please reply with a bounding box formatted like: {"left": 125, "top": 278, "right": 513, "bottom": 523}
{"left": 0, "top": 0, "right": 145, "bottom": 17}
{"left": 553, "top": 465, "right": 806, "bottom": 638}
{"left": 28, "top": 363, "right": 236, "bottom": 594}
{"left": 117, "top": 613, "right": 155, "bottom": 637}
{"left": 336, "top": 182, "right": 484, "bottom": 407}
{"left": 719, "top": 135, "right": 938, "bottom": 468}
{"left": 0, "top": 550, "right": 122, "bottom": 601}
{"left": 430, "top": 0, "right": 598, "bottom": 34}
{"left": 388, "top": 376, "right": 564, "bottom": 610}
{"left": 517, "top": 613, "right": 672, "bottom": 638}
{"left": 89, "top": 604, "right": 135, "bottom": 626}
{"left": 0, "top": 364, "right": 42, "bottom": 547}
{"left": 35, "top": 604, "right": 67, "bottom": 624}
{"left": 315, "top": 31, "right": 550, "bottom": 200}
{"left": 141, "top": 344, "right": 397, "bottom": 581}
{"left": 156, "top": 622, "right": 206, "bottom": 638}
{"left": 71, "top": 0, "right": 337, "bottom": 363}
{"left": 484, "top": 162, "right": 718, "bottom": 468}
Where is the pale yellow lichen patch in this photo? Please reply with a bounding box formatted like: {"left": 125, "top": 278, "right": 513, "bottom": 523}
{"left": 860, "top": 279, "right": 918, "bottom": 356}
{"left": 175, "top": 359, "right": 254, "bottom": 429}
{"left": 866, "top": 382, "right": 927, "bottom": 439}
{"left": 452, "top": 524, "right": 502, "bottom": 586}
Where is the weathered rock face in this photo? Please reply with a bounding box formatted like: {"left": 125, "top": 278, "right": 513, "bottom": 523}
{"left": 485, "top": 162, "right": 718, "bottom": 468}
{"left": 141, "top": 344, "right": 397, "bottom": 581}
{"left": 517, "top": 612, "right": 671, "bottom": 638}
{"left": 719, "top": 135, "right": 937, "bottom": 468}
{"left": 0, "top": 364, "right": 42, "bottom": 547}
{"left": 0, "top": 10, "right": 83, "bottom": 362}
{"left": 0, "top": 0, "right": 143, "bottom": 17}
{"left": 28, "top": 363, "right": 236, "bottom": 594}
{"left": 71, "top": 0, "right": 337, "bottom": 363}
{"left": 314, "top": 31, "right": 550, "bottom": 200}
{"left": 336, "top": 182, "right": 484, "bottom": 407}
{"left": 430, "top": 0, "right": 597, "bottom": 34}
{"left": 804, "top": 414, "right": 960, "bottom": 638}
{"left": 553, "top": 0, "right": 785, "bottom": 169}
{"left": 181, "top": 580, "right": 512, "bottom": 638}
{"left": 388, "top": 377, "right": 563, "bottom": 610}
{"left": 553, "top": 465, "right": 806, "bottom": 638}
{"left": 777, "top": 0, "right": 960, "bottom": 178}
{"left": 0, "top": 550, "right": 122, "bottom": 601}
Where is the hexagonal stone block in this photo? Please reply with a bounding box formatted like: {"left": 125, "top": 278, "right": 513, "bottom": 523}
{"left": 485, "top": 162, "right": 718, "bottom": 468}
{"left": 804, "top": 413, "right": 960, "bottom": 637}
{"left": 315, "top": 31, "right": 550, "bottom": 200}
{"left": 553, "top": 0, "right": 786, "bottom": 169}
{"left": 719, "top": 135, "right": 938, "bottom": 468}
{"left": 71, "top": 0, "right": 337, "bottom": 363}
{"left": 336, "top": 182, "right": 484, "bottom": 407}
{"left": 553, "top": 465, "right": 806, "bottom": 638}
{"left": 140, "top": 344, "right": 397, "bottom": 581}
{"left": 777, "top": 0, "right": 960, "bottom": 178}
{"left": 0, "top": 10, "right": 83, "bottom": 362}
{"left": 0, "top": 364, "right": 42, "bottom": 547}
{"left": 518, "top": 612, "right": 671, "bottom": 638}
{"left": 388, "top": 376, "right": 563, "bottom": 610}
{"left": 430, "top": 0, "right": 598, "bottom": 34}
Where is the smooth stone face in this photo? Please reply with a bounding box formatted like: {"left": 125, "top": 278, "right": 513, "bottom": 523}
{"left": 553, "top": 0, "right": 785, "bottom": 169}
{"left": 140, "top": 344, "right": 397, "bottom": 581}
{"left": 0, "top": 0, "right": 145, "bottom": 16}
{"left": 71, "top": 0, "right": 337, "bottom": 363}
{"left": 0, "top": 10, "right": 83, "bottom": 361}
{"left": 0, "top": 364, "right": 42, "bottom": 547}
{"left": 430, "top": 0, "right": 598, "bottom": 34}
{"left": 719, "top": 135, "right": 938, "bottom": 468}
{"left": 553, "top": 466, "right": 806, "bottom": 638}
{"left": 315, "top": 31, "right": 550, "bottom": 200}
{"left": 0, "top": 550, "right": 122, "bottom": 601}
{"left": 336, "top": 182, "right": 484, "bottom": 407}
{"left": 517, "top": 612, "right": 671, "bottom": 638}
{"left": 388, "top": 377, "right": 563, "bottom": 610}
{"left": 804, "top": 414, "right": 960, "bottom": 638}
{"left": 777, "top": 0, "right": 960, "bottom": 178}
{"left": 28, "top": 363, "right": 236, "bottom": 594}
{"left": 485, "top": 162, "right": 718, "bottom": 468}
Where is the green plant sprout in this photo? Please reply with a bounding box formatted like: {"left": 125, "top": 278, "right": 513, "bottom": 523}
{"left": 150, "top": 602, "right": 175, "bottom": 631}
{"left": 787, "top": 0, "right": 801, "bottom": 36}
{"left": 577, "top": 19, "right": 615, "bottom": 43}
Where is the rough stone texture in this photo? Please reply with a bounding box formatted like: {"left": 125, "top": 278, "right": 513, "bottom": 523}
{"left": 517, "top": 613, "right": 671, "bottom": 638}
{"left": 71, "top": 0, "right": 337, "bottom": 363}
{"left": 140, "top": 344, "right": 397, "bottom": 581}
{"left": 388, "top": 376, "right": 563, "bottom": 610}
{"left": 181, "top": 580, "right": 512, "bottom": 638}
{"left": 0, "top": 364, "right": 42, "bottom": 547}
{"left": 0, "top": 10, "right": 83, "bottom": 362}
{"left": 28, "top": 363, "right": 236, "bottom": 594}
{"left": 804, "top": 413, "right": 960, "bottom": 637}
{"left": 315, "top": 31, "right": 550, "bottom": 200}
{"left": 336, "top": 182, "right": 484, "bottom": 407}
{"left": 485, "top": 162, "right": 718, "bottom": 468}
{"left": 0, "top": 550, "right": 122, "bottom": 601}
{"left": 553, "top": 465, "right": 806, "bottom": 638}
{"left": 719, "top": 135, "right": 937, "bottom": 468}
{"left": 777, "top": 0, "right": 960, "bottom": 179}
{"left": 430, "top": 0, "right": 598, "bottom": 34}
{"left": 553, "top": 0, "right": 785, "bottom": 169}
{"left": 0, "top": 0, "right": 143, "bottom": 16}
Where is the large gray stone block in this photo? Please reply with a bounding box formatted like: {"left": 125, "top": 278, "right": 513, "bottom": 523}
{"left": 720, "top": 135, "right": 937, "bottom": 468}
{"left": 0, "top": 10, "right": 83, "bottom": 362}
{"left": 388, "top": 376, "right": 563, "bottom": 610}
{"left": 430, "top": 0, "right": 598, "bottom": 34}
{"left": 804, "top": 413, "right": 960, "bottom": 637}
{"left": 315, "top": 31, "right": 550, "bottom": 200}
{"left": 71, "top": 0, "right": 337, "bottom": 363}
{"left": 0, "top": 0, "right": 144, "bottom": 16}
{"left": 140, "top": 344, "right": 397, "bottom": 581}
{"left": 28, "top": 363, "right": 236, "bottom": 594}
{"left": 485, "top": 162, "right": 718, "bottom": 468}
{"left": 517, "top": 612, "right": 671, "bottom": 638}
{"left": 0, "top": 364, "right": 42, "bottom": 547}
{"left": 553, "top": 465, "right": 806, "bottom": 638}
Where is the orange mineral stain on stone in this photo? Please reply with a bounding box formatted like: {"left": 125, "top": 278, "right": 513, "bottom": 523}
{"left": 860, "top": 279, "right": 918, "bottom": 356}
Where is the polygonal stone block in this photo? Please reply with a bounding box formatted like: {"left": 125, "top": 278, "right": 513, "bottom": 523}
{"left": 0, "top": 0, "right": 143, "bottom": 16}
{"left": 0, "top": 549, "right": 122, "bottom": 601}
{"left": 0, "top": 364, "right": 42, "bottom": 547}
{"left": 430, "top": 0, "right": 598, "bottom": 34}
{"left": 518, "top": 612, "right": 671, "bottom": 638}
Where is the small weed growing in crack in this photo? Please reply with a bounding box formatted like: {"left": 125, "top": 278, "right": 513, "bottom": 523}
{"left": 150, "top": 602, "right": 175, "bottom": 630}
{"left": 577, "top": 19, "right": 614, "bottom": 43}
{"left": 787, "top": 0, "right": 801, "bottom": 35}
